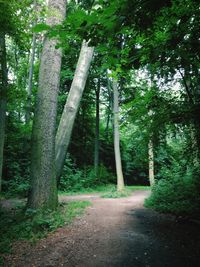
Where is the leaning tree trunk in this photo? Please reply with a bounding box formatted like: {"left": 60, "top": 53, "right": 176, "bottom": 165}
{"left": 55, "top": 41, "right": 94, "bottom": 180}
{"left": 0, "top": 33, "right": 7, "bottom": 192}
{"left": 27, "top": 0, "right": 66, "bottom": 209}
{"left": 113, "top": 79, "right": 125, "bottom": 191}
{"left": 25, "top": 0, "right": 37, "bottom": 124}
{"left": 94, "top": 78, "right": 100, "bottom": 175}
{"left": 148, "top": 138, "right": 155, "bottom": 186}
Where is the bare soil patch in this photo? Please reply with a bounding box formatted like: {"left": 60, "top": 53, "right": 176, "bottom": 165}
{"left": 3, "top": 190, "right": 200, "bottom": 267}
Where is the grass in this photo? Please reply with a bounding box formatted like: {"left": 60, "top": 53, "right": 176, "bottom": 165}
{"left": 0, "top": 200, "right": 91, "bottom": 263}
{"left": 127, "top": 185, "right": 150, "bottom": 191}
{"left": 100, "top": 185, "right": 150, "bottom": 198}
{"left": 58, "top": 184, "right": 115, "bottom": 195}
{"left": 1, "top": 185, "right": 150, "bottom": 199}
{"left": 101, "top": 189, "right": 131, "bottom": 198}
{"left": 59, "top": 184, "right": 150, "bottom": 196}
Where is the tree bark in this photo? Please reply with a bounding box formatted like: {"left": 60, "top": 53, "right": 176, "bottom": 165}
{"left": 94, "top": 78, "right": 100, "bottom": 175}
{"left": 105, "top": 77, "right": 113, "bottom": 138}
{"left": 55, "top": 41, "right": 94, "bottom": 180}
{"left": 0, "top": 33, "right": 7, "bottom": 192}
{"left": 27, "top": 0, "right": 66, "bottom": 209}
{"left": 26, "top": 0, "right": 37, "bottom": 124}
{"left": 113, "top": 79, "right": 125, "bottom": 191}
{"left": 148, "top": 138, "right": 155, "bottom": 186}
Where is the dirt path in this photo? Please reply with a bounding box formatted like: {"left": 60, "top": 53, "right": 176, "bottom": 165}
{"left": 4, "top": 190, "right": 200, "bottom": 267}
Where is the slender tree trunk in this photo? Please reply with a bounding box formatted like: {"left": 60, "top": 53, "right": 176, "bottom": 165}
{"left": 94, "top": 78, "right": 100, "bottom": 175}
{"left": 26, "top": 0, "right": 37, "bottom": 123}
{"left": 113, "top": 79, "right": 125, "bottom": 191}
{"left": 105, "top": 77, "right": 113, "bottom": 138}
{"left": 189, "top": 123, "right": 200, "bottom": 166}
{"left": 55, "top": 41, "right": 94, "bottom": 180}
{"left": 0, "top": 33, "right": 7, "bottom": 192}
{"left": 27, "top": 0, "right": 66, "bottom": 209}
{"left": 148, "top": 138, "right": 155, "bottom": 186}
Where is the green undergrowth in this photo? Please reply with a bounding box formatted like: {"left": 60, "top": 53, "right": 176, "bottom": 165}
{"left": 59, "top": 184, "right": 116, "bottom": 195}
{"left": 127, "top": 185, "right": 150, "bottom": 191}
{"left": 101, "top": 189, "right": 131, "bottom": 198}
{"left": 101, "top": 185, "right": 150, "bottom": 198}
{"left": 0, "top": 201, "right": 91, "bottom": 261}
{"left": 145, "top": 179, "right": 200, "bottom": 218}
{"left": 59, "top": 184, "right": 150, "bottom": 196}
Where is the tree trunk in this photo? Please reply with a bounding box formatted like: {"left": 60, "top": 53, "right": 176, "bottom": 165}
{"left": 94, "top": 78, "right": 100, "bottom": 175}
{"left": 0, "top": 33, "right": 7, "bottom": 192}
{"left": 26, "top": 0, "right": 37, "bottom": 123}
{"left": 189, "top": 123, "right": 200, "bottom": 166}
{"left": 148, "top": 138, "right": 155, "bottom": 186}
{"left": 113, "top": 79, "right": 125, "bottom": 191}
{"left": 105, "top": 77, "right": 113, "bottom": 138}
{"left": 55, "top": 41, "right": 94, "bottom": 180}
{"left": 27, "top": 0, "right": 66, "bottom": 209}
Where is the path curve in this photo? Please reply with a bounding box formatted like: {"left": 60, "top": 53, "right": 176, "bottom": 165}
{"left": 4, "top": 190, "right": 200, "bottom": 267}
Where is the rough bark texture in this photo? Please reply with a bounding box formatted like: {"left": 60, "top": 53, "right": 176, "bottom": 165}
{"left": 94, "top": 79, "right": 100, "bottom": 174}
{"left": 26, "top": 0, "right": 37, "bottom": 124}
{"left": 113, "top": 79, "right": 125, "bottom": 191}
{"left": 55, "top": 41, "right": 94, "bottom": 179}
{"left": 27, "top": 0, "right": 66, "bottom": 209}
{"left": 0, "top": 33, "right": 7, "bottom": 192}
{"left": 148, "top": 138, "right": 155, "bottom": 186}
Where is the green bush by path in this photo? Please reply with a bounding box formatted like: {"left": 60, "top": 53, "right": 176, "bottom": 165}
{"left": 145, "top": 170, "right": 200, "bottom": 218}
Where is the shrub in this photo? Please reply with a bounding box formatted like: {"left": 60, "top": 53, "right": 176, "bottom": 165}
{"left": 2, "top": 177, "right": 30, "bottom": 198}
{"left": 59, "top": 156, "right": 115, "bottom": 192}
{"left": 145, "top": 165, "right": 200, "bottom": 218}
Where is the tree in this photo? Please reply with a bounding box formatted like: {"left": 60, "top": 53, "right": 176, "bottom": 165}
{"left": 55, "top": 40, "right": 94, "bottom": 180}
{"left": 27, "top": 0, "right": 67, "bottom": 209}
{"left": 0, "top": 33, "right": 7, "bottom": 192}
{"left": 113, "top": 78, "right": 125, "bottom": 191}
{"left": 25, "top": 0, "right": 37, "bottom": 124}
{"left": 148, "top": 138, "right": 155, "bottom": 186}
{"left": 94, "top": 77, "right": 100, "bottom": 175}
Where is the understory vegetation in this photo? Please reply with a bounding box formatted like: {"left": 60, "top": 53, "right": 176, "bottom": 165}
{"left": 0, "top": 200, "right": 91, "bottom": 262}
{"left": 145, "top": 166, "right": 200, "bottom": 218}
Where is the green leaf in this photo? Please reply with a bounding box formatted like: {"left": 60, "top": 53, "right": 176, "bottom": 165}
{"left": 33, "top": 23, "right": 50, "bottom": 33}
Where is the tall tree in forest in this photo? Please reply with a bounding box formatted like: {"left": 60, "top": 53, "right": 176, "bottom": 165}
{"left": 0, "top": 34, "right": 7, "bottom": 192}
{"left": 113, "top": 78, "right": 125, "bottom": 191}
{"left": 148, "top": 138, "right": 155, "bottom": 186}
{"left": 25, "top": 0, "right": 37, "bottom": 124}
{"left": 27, "top": 0, "right": 66, "bottom": 209}
{"left": 94, "top": 77, "right": 100, "bottom": 175}
{"left": 55, "top": 40, "right": 94, "bottom": 180}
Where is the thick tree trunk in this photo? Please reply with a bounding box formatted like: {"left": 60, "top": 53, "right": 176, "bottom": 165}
{"left": 94, "top": 78, "right": 100, "bottom": 175}
{"left": 148, "top": 138, "right": 155, "bottom": 186}
{"left": 0, "top": 33, "right": 7, "bottom": 192}
{"left": 55, "top": 41, "right": 94, "bottom": 179}
{"left": 27, "top": 0, "right": 66, "bottom": 209}
{"left": 113, "top": 79, "right": 125, "bottom": 191}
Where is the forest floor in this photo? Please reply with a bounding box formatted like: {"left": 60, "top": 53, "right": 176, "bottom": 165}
{"left": 2, "top": 190, "right": 200, "bottom": 267}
